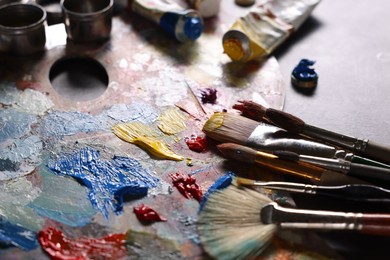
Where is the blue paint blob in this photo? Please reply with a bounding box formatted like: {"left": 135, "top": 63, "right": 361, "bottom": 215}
{"left": 291, "top": 59, "right": 318, "bottom": 88}
{"left": 37, "top": 111, "right": 106, "bottom": 137}
{"left": 48, "top": 147, "right": 160, "bottom": 219}
{"left": 0, "top": 218, "right": 38, "bottom": 251}
{"left": 198, "top": 172, "right": 234, "bottom": 212}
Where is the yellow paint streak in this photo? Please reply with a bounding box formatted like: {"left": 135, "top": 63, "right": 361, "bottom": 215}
{"left": 202, "top": 112, "right": 224, "bottom": 133}
{"left": 112, "top": 122, "right": 184, "bottom": 161}
{"left": 158, "top": 108, "right": 188, "bottom": 135}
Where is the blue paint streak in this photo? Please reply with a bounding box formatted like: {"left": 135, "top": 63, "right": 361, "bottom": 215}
{"left": 0, "top": 218, "right": 38, "bottom": 251}
{"left": 37, "top": 111, "right": 106, "bottom": 137}
{"left": 198, "top": 172, "right": 234, "bottom": 212}
{"left": 48, "top": 147, "right": 160, "bottom": 219}
{"left": 291, "top": 59, "right": 318, "bottom": 83}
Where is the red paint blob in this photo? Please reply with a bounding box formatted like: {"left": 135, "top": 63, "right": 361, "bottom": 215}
{"left": 133, "top": 204, "right": 167, "bottom": 223}
{"left": 38, "top": 227, "right": 127, "bottom": 260}
{"left": 169, "top": 172, "right": 203, "bottom": 202}
{"left": 185, "top": 134, "right": 208, "bottom": 152}
{"left": 200, "top": 88, "right": 217, "bottom": 104}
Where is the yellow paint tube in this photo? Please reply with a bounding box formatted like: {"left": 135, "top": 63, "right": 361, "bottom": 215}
{"left": 223, "top": 0, "right": 321, "bottom": 62}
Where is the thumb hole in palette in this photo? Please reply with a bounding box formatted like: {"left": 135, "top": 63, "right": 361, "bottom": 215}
{"left": 49, "top": 57, "right": 109, "bottom": 102}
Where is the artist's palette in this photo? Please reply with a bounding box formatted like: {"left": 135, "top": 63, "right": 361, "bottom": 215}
{"left": 0, "top": 2, "right": 295, "bottom": 259}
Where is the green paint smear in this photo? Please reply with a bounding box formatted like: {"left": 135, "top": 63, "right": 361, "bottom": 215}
{"left": 0, "top": 177, "right": 44, "bottom": 231}
{"left": 28, "top": 166, "right": 96, "bottom": 227}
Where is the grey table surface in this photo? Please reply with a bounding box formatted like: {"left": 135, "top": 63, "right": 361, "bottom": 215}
{"left": 274, "top": 1, "right": 390, "bottom": 258}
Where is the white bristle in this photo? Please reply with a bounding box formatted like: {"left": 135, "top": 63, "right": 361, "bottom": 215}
{"left": 198, "top": 185, "right": 277, "bottom": 260}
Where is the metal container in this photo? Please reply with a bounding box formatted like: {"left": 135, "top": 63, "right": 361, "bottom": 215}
{"left": 0, "top": 3, "right": 47, "bottom": 55}
{"left": 61, "top": 0, "right": 113, "bottom": 43}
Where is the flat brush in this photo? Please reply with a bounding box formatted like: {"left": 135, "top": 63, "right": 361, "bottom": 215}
{"left": 273, "top": 150, "right": 390, "bottom": 183}
{"left": 198, "top": 184, "right": 390, "bottom": 260}
{"left": 234, "top": 100, "right": 390, "bottom": 169}
{"left": 202, "top": 112, "right": 338, "bottom": 158}
{"left": 236, "top": 177, "right": 390, "bottom": 203}
{"left": 217, "top": 142, "right": 325, "bottom": 182}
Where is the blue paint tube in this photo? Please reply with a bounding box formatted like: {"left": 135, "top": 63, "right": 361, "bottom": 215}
{"left": 131, "top": 0, "right": 204, "bottom": 42}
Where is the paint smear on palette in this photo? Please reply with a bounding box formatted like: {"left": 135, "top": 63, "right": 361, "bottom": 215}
{"left": 158, "top": 107, "right": 188, "bottom": 135}
{"left": 28, "top": 166, "right": 96, "bottom": 227}
{"left": 0, "top": 108, "right": 37, "bottom": 143}
{"left": 38, "top": 227, "right": 127, "bottom": 259}
{"left": 15, "top": 89, "right": 53, "bottom": 115}
{"left": 0, "top": 218, "right": 39, "bottom": 251}
{"left": 133, "top": 204, "right": 167, "bottom": 223}
{"left": 105, "top": 102, "right": 159, "bottom": 124}
{"left": 0, "top": 177, "right": 44, "bottom": 232}
{"left": 169, "top": 172, "right": 203, "bottom": 202}
{"left": 112, "top": 122, "right": 184, "bottom": 161}
{"left": 48, "top": 147, "right": 159, "bottom": 219}
{"left": 200, "top": 88, "right": 218, "bottom": 104}
{"left": 199, "top": 172, "right": 234, "bottom": 212}
{"left": 0, "top": 135, "right": 43, "bottom": 180}
{"left": 0, "top": 82, "right": 19, "bottom": 105}
{"left": 185, "top": 134, "right": 208, "bottom": 152}
{"left": 37, "top": 111, "right": 106, "bottom": 138}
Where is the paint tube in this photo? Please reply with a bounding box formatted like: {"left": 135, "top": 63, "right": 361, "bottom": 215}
{"left": 223, "top": 0, "right": 321, "bottom": 62}
{"left": 131, "top": 0, "right": 204, "bottom": 42}
{"left": 186, "top": 0, "right": 221, "bottom": 18}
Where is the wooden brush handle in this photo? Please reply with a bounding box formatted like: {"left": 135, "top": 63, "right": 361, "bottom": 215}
{"left": 363, "top": 141, "right": 390, "bottom": 166}
{"left": 349, "top": 163, "right": 390, "bottom": 183}
{"left": 361, "top": 215, "right": 390, "bottom": 236}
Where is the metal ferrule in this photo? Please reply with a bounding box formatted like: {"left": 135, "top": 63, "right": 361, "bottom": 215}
{"left": 247, "top": 123, "right": 337, "bottom": 158}
{"left": 302, "top": 124, "right": 369, "bottom": 153}
{"left": 253, "top": 181, "right": 318, "bottom": 194}
{"left": 261, "top": 202, "right": 364, "bottom": 231}
{"left": 298, "top": 155, "right": 351, "bottom": 173}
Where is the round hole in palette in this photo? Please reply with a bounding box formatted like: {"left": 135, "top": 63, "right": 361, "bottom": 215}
{"left": 49, "top": 56, "right": 109, "bottom": 102}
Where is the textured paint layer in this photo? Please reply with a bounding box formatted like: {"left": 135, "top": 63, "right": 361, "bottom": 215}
{"left": 0, "top": 108, "right": 37, "bottom": 143}
{"left": 48, "top": 147, "right": 159, "bottom": 219}
{"left": 170, "top": 172, "right": 203, "bottom": 202}
{"left": 28, "top": 167, "right": 96, "bottom": 227}
{"left": 0, "top": 218, "right": 38, "bottom": 251}
{"left": 112, "top": 122, "right": 184, "bottom": 161}
{"left": 105, "top": 102, "right": 159, "bottom": 124}
{"left": 37, "top": 111, "right": 106, "bottom": 137}
{"left": 199, "top": 172, "right": 234, "bottom": 212}
{"left": 133, "top": 204, "right": 167, "bottom": 223}
{"left": 0, "top": 82, "right": 19, "bottom": 105}
{"left": 38, "top": 227, "right": 127, "bottom": 259}
{"left": 15, "top": 89, "right": 53, "bottom": 115}
{"left": 200, "top": 88, "right": 217, "bottom": 104}
{"left": 0, "top": 177, "right": 43, "bottom": 232}
{"left": 0, "top": 135, "right": 43, "bottom": 180}
{"left": 185, "top": 134, "right": 208, "bottom": 152}
{"left": 158, "top": 107, "right": 188, "bottom": 135}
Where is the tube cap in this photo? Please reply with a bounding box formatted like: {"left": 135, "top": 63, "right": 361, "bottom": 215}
{"left": 183, "top": 16, "right": 203, "bottom": 41}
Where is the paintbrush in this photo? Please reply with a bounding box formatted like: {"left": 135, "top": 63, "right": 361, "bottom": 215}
{"left": 217, "top": 143, "right": 390, "bottom": 186}
{"left": 273, "top": 150, "right": 390, "bottom": 183}
{"left": 237, "top": 101, "right": 390, "bottom": 166}
{"left": 198, "top": 184, "right": 390, "bottom": 260}
{"left": 235, "top": 177, "right": 390, "bottom": 203}
{"left": 202, "top": 112, "right": 338, "bottom": 158}
{"left": 234, "top": 100, "right": 390, "bottom": 169}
